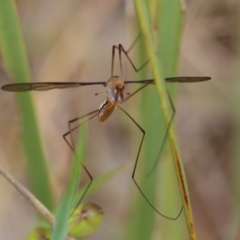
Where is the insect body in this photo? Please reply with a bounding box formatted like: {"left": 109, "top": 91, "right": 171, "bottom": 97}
{"left": 98, "top": 76, "right": 124, "bottom": 122}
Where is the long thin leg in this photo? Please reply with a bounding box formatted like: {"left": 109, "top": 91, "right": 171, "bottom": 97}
{"left": 64, "top": 109, "right": 99, "bottom": 150}
{"left": 112, "top": 44, "right": 149, "bottom": 75}
{"left": 145, "top": 90, "right": 183, "bottom": 219}
{"left": 127, "top": 33, "right": 142, "bottom": 54}
{"left": 63, "top": 109, "right": 99, "bottom": 211}
{"left": 111, "top": 45, "right": 116, "bottom": 77}
{"left": 117, "top": 105, "right": 182, "bottom": 220}
{"left": 111, "top": 33, "right": 149, "bottom": 77}
{"left": 114, "top": 37, "right": 182, "bottom": 218}
{"left": 119, "top": 44, "right": 150, "bottom": 72}
{"left": 119, "top": 44, "right": 123, "bottom": 79}
{"left": 112, "top": 42, "right": 130, "bottom": 78}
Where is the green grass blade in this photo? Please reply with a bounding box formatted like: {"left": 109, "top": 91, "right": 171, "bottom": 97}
{"left": 50, "top": 123, "right": 88, "bottom": 240}
{"left": 157, "top": 0, "right": 184, "bottom": 76}
{"left": 133, "top": 0, "right": 197, "bottom": 239}
{"left": 0, "top": 0, "right": 53, "bottom": 209}
{"left": 124, "top": 37, "right": 155, "bottom": 240}
{"left": 156, "top": 1, "right": 184, "bottom": 239}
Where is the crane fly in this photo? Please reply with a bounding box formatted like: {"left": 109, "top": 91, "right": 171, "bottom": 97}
{"left": 1, "top": 35, "right": 211, "bottom": 220}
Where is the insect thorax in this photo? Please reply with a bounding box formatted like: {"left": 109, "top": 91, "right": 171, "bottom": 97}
{"left": 106, "top": 76, "right": 124, "bottom": 103}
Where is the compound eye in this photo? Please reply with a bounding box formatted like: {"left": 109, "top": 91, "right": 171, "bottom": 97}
{"left": 115, "top": 85, "right": 124, "bottom": 91}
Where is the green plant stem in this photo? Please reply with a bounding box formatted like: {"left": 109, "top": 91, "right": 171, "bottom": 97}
{"left": 133, "top": 0, "right": 197, "bottom": 239}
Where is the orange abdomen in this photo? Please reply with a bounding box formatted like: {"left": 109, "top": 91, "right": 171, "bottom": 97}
{"left": 98, "top": 99, "right": 116, "bottom": 122}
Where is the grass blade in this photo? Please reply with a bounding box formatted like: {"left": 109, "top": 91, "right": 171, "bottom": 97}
{"left": 50, "top": 122, "right": 88, "bottom": 240}
{"left": 0, "top": 0, "right": 53, "bottom": 209}
{"left": 156, "top": 1, "right": 184, "bottom": 239}
{"left": 133, "top": 0, "right": 197, "bottom": 239}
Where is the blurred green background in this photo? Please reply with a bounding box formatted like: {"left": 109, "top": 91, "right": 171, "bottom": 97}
{"left": 0, "top": 0, "right": 238, "bottom": 239}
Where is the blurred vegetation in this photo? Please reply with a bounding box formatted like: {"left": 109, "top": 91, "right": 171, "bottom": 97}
{"left": 0, "top": 0, "right": 53, "bottom": 209}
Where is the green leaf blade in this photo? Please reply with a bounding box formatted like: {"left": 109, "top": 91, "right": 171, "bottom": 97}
{"left": 0, "top": 0, "right": 53, "bottom": 210}
{"left": 50, "top": 122, "right": 88, "bottom": 240}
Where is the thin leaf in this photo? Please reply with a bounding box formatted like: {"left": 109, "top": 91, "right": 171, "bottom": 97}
{"left": 156, "top": 1, "right": 185, "bottom": 239}
{"left": 0, "top": 0, "right": 53, "bottom": 209}
{"left": 133, "top": 0, "right": 197, "bottom": 239}
{"left": 50, "top": 123, "right": 88, "bottom": 240}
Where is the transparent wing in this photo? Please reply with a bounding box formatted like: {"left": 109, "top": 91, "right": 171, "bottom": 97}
{"left": 165, "top": 76, "right": 211, "bottom": 83}
{"left": 1, "top": 77, "right": 211, "bottom": 92}
{"left": 124, "top": 76, "right": 211, "bottom": 85}
{"left": 1, "top": 81, "right": 106, "bottom": 92}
